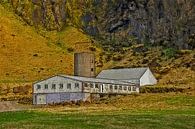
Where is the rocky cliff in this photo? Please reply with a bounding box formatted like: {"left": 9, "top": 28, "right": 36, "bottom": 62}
{"left": 1, "top": 0, "right": 195, "bottom": 49}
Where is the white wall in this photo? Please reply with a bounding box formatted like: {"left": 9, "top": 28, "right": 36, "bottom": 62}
{"left": 33, "top": 76, "right": 140, "bottom": 94}
{"left": 33, "top": 76, "right": 83, "bottom": 94}
{"left": 140, "top": 69, "right": 157, "bottom": 86}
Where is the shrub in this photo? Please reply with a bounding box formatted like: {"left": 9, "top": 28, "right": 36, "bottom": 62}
{"left": 112, "top": 55, "right": 123, "bottom": 61}
{"left": 67, "top": 47, "right": 74, "bottom": 52}
{"left": 163, "top": 48, "right": 177, "bottom": 59}
{"left": 89, "top": 47, "right": 96, "bottom": 51}
{"left": 18, "top": 97, "right": 32, "bottom": 105}
{"left": 33, "top": 54, "right": 38, "bottom": 57}
{"left": 140, "top": 86, "right": 185, "bottom": 93}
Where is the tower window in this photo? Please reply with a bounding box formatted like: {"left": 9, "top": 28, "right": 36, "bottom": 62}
{"left": 91, "top": 68, "right": 94, "bottom": 72}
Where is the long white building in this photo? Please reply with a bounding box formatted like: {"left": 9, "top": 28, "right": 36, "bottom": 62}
{"left": 33, "top": 75, "right": 138, "bottom": 105}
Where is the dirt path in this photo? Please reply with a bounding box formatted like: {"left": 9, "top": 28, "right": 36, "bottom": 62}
{"left": 0, "top": 101, "right": 29, "bottom": 112}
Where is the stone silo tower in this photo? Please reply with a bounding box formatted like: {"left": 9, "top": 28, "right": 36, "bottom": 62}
{"left": 74, "top": 52, "right": 95, "bottom": 77}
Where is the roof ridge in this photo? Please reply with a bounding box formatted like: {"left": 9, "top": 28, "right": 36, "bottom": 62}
{"left": 102, "top": 67, "right": 149, "bottom": 71}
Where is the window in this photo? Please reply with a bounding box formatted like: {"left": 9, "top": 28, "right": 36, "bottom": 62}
{"left": 128, "top": 86, "right": 131, "bottom": 91}
{"left": 44, "top": 84, "right": 48, "bottom": 89}
{"left": 52, "top": 84, "right": 56, "bottom": 89}
{"left": 95, "top": 84, "right": 99, "bottom": 88}
{"left": 124, "top": 86, "right": 127, "bottom": 90}
{"left": 119, "top": 86, "right": 122, "bottom": 90}
{"left": 67, "top": 83, "right": 71, "bottom": 89}
{"left": 83, "top": 83, "right": 88, "bottom": 87}
{"left": 37, "top": 84, "right": 41, "bottom": 90}
{"left": 90, "top": 83, "right": 94, "bottom": 88}
{"left": 59, "top": 84, "right": 63, "bottom": 89}
{"left": 132, "top": 86, "right": 136, "bottom": 91}
{"left": 75, "top": 83, "right": 79, "bottom": 88}
{"left": 110, "top": 85, "right": 113, "bottom": 90}
{"left": 114, "top": 85, "right": 118, "bottom": 90}
{"left": 91, "top": 68, "right": 94, "bottom": 72}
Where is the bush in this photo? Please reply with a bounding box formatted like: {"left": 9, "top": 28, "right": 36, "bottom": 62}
{"left": 89, "top": 47, "right": 96, "bottom": 51}
{"left": 140, "top": 86, "right": 185, "bottom": 93}
{"left": 13, "top": 85, "right": 31, "bottom": 94}
{"left": 67, "top": 47, "right": 74, "bottom": 52}
{"left": 18, "top": 97, "right": 32, "bottom": 105}
{"left": 163, "top": 48, "right": 177, "bottom": 59}
{"left": 112, "top": 55, "right": 123, "bottom": 61}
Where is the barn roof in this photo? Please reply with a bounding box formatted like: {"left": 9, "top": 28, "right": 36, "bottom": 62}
{"left": 96, "top": 67, "right": 149, "bottom": 80}
{"left": 59, "top": 75, "right": 135, "bottom": 86}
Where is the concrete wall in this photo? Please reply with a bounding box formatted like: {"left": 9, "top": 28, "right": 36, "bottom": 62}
{"left": 33, "top": 92, "right": 90, "bottom": 104}
{"left": 33, "top": 76, "right": 83, "bottom": 94}
{"left": 74, "top": 52, "right": 95, "bottom": 77}
{"left": 140, "top": 69, "right": 157, "bottom": 86}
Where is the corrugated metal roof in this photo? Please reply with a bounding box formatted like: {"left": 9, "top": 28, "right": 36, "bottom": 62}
{"left": 96, "top": 67, "right": 148, "bottom": 80}
{"left": 59, "top": 75, "right": 134, "bottom": 85}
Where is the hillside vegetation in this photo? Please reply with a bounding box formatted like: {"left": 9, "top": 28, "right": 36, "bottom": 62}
{"left": 0, "top": 4, "right": 100, "bottom": 83}
{"left": 1, "top": 0, "right": 194, "bottom": 49}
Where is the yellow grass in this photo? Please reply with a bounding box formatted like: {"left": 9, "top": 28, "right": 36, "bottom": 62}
{"left": 0, "top": 5, "right": 101, "bottom": 83}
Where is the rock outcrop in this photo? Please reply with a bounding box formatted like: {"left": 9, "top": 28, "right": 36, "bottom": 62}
{"left": 1, "top": 0, "right": 194, "bottom": 49}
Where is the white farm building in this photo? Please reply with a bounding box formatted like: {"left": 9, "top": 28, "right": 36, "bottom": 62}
{"left": 33, "top": 75, "right": 138, "bottom": 105}
{"left": 97, "top": 67, "right": 157, "bottom": 86}
{"left": 33, "top": 53, "right": 157, "bottom": 105}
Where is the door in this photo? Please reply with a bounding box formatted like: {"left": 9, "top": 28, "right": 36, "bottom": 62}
{"left": 36, "top": 94, "right": 46, "bottom": 105}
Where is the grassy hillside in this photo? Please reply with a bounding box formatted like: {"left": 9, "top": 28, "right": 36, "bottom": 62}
{"left": 0, "top": 4, "right": 99, "bottom": 83}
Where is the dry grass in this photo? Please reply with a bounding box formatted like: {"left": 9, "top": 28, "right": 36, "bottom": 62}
{"left": 0, "top": 4, "right": 101, "bottom": 83}
{"left": 33, "top": 92, "right": 195, "bottom": 114}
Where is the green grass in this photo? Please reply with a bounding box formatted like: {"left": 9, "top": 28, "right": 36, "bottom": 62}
{"left": 0, "top": 109, "right": 194, "bottom": 129}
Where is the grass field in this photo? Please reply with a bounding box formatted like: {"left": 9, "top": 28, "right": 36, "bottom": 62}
{"left": 0, "top": 92, "right": 194, "bottom": 129}
{"left": 0, "top": 109, "right": 194, "bottom": 129}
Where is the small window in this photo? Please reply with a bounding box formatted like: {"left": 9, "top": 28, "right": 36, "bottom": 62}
{"left": 44, "top": 84, "right": 48, "bottom": 89}
{"left": 83, "top": 83, "right": 88, "bottom": 87}
{"left": 37, "top": 84, "right": 41, "bottom": 90}
{"left": 75, "top": 83, "right": 79, "bottom": 88}
{"left": 132, "top": 86, "right": 136, "bottom": 91}
{"left": 110, "top": 85, "right": 113, "bottom": 90}
{"left": 124, "top": 86, "right": 127, "bottom": 90}
{"left": 119, "top": 86, "right": 122, "bottom": 90}
{"left": 91, "top": 68, "right": 94, "bottom": 72}
{"left": 59, "top": 84, "right": 63, "bottom": 89}
{"left": 90, "top": 83, "right": 94, "bottom": 88}
{"left": 95, "top": 84, "right": 99, "bottom": 88}
{"left": 67, "top": 83, "right": 71, "bottom": 89}
{"left": 128, "top": 86, "right": 131, "bottom": 91}
{"left": 52, "top": 84, "right": 56, "bottom": 89}
{"left": 114, "top": 85, "right": 118, "bottom": 90}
